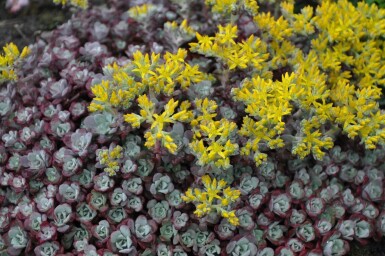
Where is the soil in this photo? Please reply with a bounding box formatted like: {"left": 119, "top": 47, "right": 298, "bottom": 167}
{"left": 350, "top": 241, "right": 385, "bottom": 256}
{"left": 1, "top": 0, "right": 385, "bottom": 255}
{"left": 0, "top": 0, "right": 72, "bottom": 49}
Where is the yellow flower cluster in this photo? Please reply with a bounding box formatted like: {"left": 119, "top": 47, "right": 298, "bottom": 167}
{"left": 198, "top": 0, "right": 385, "bottom": 162}
{"left": 253, "top": 11, "right": 297, "bottom": 69}
{"left": 84, "top": 0, "right": 385, "bottom": 224}
{"left": 287, "top": 0, "right": 385, "bottom": 151}
{"left": 292, "top": 117, "right": 335, "bottom": 160}
{"left": 232, "top": 73, "right": 304, "bottom": 164}
{"left": 0, "top": 43, "right": 30, "bottom": 83}
{"left": 88, "top": 63, "right": 145, "bottom": 112}
{"left": 88, "top": 49, "right": 206, "bottom": 112}
{"left": 331, "top": 81, "right": 385, "bottom": 149}
{"left": 53, "top": 0, "right": 88, "bottom": 9}
{"left": 124, "top": 95, "right": 193, "bottom": 154}
{"left": 189, "top": 98, "right": 239, "bottom": 169}
{"left": 88, "top": 0, "right": 385, "bottom": 168}
{"left": 231, "top": 68, "right": 336, "bottom": 162}
{"left": 98, "top": 145, "right": 123, "bottom": 176}
{"left": 205, "top": 0, "right": 259, "bottom": 17}
{"left": 280, "top": 3, "right": 314, "bottom": 36}
{"left": 163, "top": 19, "right": 196, "bottom": 49}
{"left": 181, "top": 175, "right": 241, "bottom": 226}
{"left": 190, "top": 24, "right": 270, "bottom": 74}
{"left": 128, "top": 4, "right": 157, "bottom": 22}
{"left": 164, "top": 19, "right": 196, "bottom": 38}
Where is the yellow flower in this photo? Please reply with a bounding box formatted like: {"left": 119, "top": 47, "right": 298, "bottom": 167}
{"left": 182, "top": 175, "right": 240, "bottom": 225}
{"left": 70, "top": 0, "right": 88, "bottom": 8}
{"left": 221, "top": 210, "right": 239, "bottom": 225}
{"left": 216, "top": 24, "right": 238, "bottom": 45}
{"left": 181, "top": 188, "right": 196, "bottom": 202}
{"left": 177, "top": 64, "right": 204, "bottom": 88}
{"left": 193, "top": 33, "right": 215, "bottom": 53}
{"left": 88, "top": 102, "right": 105, "bottom": 112}
{"left": 244, "top": 0, "right": 259, "bottom": 15}
{"left": 0, "top": 43, "right": 30, "bottom": 82}
{"left": 97, "top": 145, "right": 124, "bottom": 176}
{"left": 226, "top": 50, "right": 249, "bottom": 70}
{"left": 20, "top": 47, "right": 31, "bottom": 58}
{"left": 91, "top": 81, "right": 109, "bottom": 103}
{"left": 53, "top": 0, "right": 88, "bottom": 8}
{"left": 132, "top": 51, "right": 156, "bottom": 79}
{"left": 292, "top": 118, "right": 334, "bottom": 160}
{"left": 124, "top": 95, "right": 193, "bottom": 154}
{"left": 124, "top": 113, "right": 142, "bottom": 128}
{"left": 180, "top": 19, "right": 196, "bottom": 35}
{"left": 128, "top": 4, "right": 156, "bottom": 20}
{"left": 165, "top": 49, "right": 187, "bottom": 63}
{"left": 206, "top": 0, "right": 237, "bottom": 15}
{"left": 109, "top": 145, "right": 123, "bottom": 159}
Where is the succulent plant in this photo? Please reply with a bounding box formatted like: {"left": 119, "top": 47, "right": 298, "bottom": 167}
{"left": 226, "top": 236, "right": 258, "bottom": 256}
{"left": 1, "top": 0, "right": 385, "bottom": 255}
{"left": 147, "top": 200, "right": 171, "bottom": 224}
{"left": 150, "top": 173, "right": 174, "bottom": 195}
{"left": 6, "top": 225, "right": 29, "bottom": 255}
{"left": 52, "top": 204, "right": 73, "bottom": 232}
{"left": 130, "top": 215, "right": 157, "bottom": 243}
{"left": 109, "top": 225, "right": 136, "bottom": 255}
{"left": 92, "top": 220, "right": 110, "bottom": 243}
{"left": 159, "top": 221, "right": 176, "bottom": 242}
{"left": 34, "top": 241, "right": 60, "bottom": 256}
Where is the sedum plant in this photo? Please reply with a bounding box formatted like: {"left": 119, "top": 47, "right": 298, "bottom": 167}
{"left": 189, "top": 98, "right": 239, "bottom": 170}
{"left": 53, "top": 0, "right": 88, "bottom": 8}
{"left": 181, "top": 175, "right": 241, "bottom": 225}
{"left": 0, "top": 43, "right": 30, "bottom": 83}
{"left": 88, "top": 48, "right": 206, "bottom": 112}
{"left": 2, "top": 0, "right": 385, "bottom": 255}
{"left": 124, "top": 95, "right": 193, "bottom": 154}
{"left": 96, "top": 144, "right": 124, "bottom": 176}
